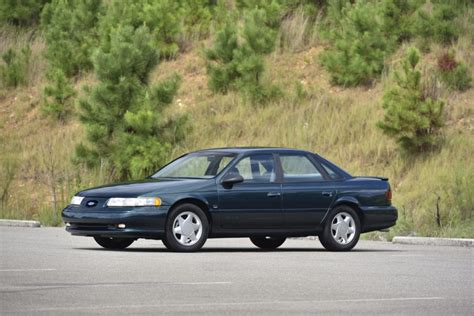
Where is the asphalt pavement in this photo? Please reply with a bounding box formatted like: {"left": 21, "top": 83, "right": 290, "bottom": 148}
{"left": 0, "top": 226, "right": 472, "bottom": 315}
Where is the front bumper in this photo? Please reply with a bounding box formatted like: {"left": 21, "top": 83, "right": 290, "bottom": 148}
{"left": 61, "top": 205, "right": 170, "bottom": 239}
{"left": 360, "top": 205, "right": 398, "bottom": 233}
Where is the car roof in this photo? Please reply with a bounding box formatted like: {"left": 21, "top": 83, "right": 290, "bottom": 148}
{"left": 190, "top": 147, "right": 314, "bottom": 155}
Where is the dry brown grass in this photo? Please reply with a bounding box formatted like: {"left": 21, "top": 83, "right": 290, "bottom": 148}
{"left": 0, "top": 26, "right": 47, "bottom": 87}
{"left": 0, "top": 10, "right": 473, "bottom": 235}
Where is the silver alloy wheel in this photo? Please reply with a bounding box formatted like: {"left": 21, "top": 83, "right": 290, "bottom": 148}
{"left": 331, "top": 212, "right": 356, "bottom": 245}
{"left": 172, "top": 211, "right": 203, "bottom": 246}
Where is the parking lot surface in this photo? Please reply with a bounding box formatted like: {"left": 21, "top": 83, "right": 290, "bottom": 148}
{"left": 0, "top": 227, "right": 472, "bottom": 315}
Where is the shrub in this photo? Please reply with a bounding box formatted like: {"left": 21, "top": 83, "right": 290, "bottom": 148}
{"left": 76, "top": 26, "right": 185, "bottom": 179}
{"left": 321, "top": 0, "right": 395, "bottom": 86}
{"left": 0, "top": 46, "right": 31, "bottom": 88}
{"left": 100, "top": 0, "right": 213, "bottom": 60}
{"left": 413, "top": 2, "right": 459, "bottom": 47}
{"left": 378, "top": 0, "right": 422, "bottom": 42}
{"left": 141, "top": 0, "right": 182, "bottom": 58}
{"left": 0, "top": 0, "right": 49, "bottom": 26}
{"left": 41, "top": 0, "right": 102, "bottom": 78}
{"left": 236, "top": 0, "right": 283, "bottom": 28}
{"left": 236, "top": 8, "right": 281, "bottom": 102}
{"left": 179, "top": 0, "right": 213, "bottom": 43}
{"left": 42, "top": 69, "right": 76, "bottom": 122}
{"left": 324, "top": 0, "right": 353, "bottom": 28}
{"left": 378, "top": 47, "right": 445, "bottom": 153}
{"left": 205, "top": 7, "right": 279, "bottom": 102}
{"left": 437, "top": 52, "right": 472, "bottom": 91}
{"left": 205, "top": 21, "right": 240, "bottom": 93}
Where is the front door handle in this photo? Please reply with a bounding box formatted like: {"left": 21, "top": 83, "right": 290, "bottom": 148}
{"left": 322, "top": 191, "right": 333, "bottom": 197}
{"left": 267, "top": 192, "right": 281, "bottom": 197}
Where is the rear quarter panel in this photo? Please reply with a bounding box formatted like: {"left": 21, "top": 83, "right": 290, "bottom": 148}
{"left": 330, "top": 178, "right": 397, "bottom": 232}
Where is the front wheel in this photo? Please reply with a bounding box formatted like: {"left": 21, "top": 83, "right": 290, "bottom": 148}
{"left": 250, "top": 236, "right": 286, "bottom": 250}
{"left": 319, "top": 206, "right": 360, "bottom": 251}
{"left": 93, "top": 236, "right": 134, "bottom": 250}
{"left": 164, "top": 203, "right": 209, "bottom": 252}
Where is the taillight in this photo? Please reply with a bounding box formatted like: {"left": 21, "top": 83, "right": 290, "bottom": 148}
{"left": 386, "top": 188, "right": 392, "bottom": 202}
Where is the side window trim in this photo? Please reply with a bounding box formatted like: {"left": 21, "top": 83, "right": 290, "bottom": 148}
{"left": 309, "top": 154, "right": 344, "bottom": 181}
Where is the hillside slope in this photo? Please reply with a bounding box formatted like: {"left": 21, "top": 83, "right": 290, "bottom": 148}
{"left": 1, "top": 9, "right": 473, "bottom": 238}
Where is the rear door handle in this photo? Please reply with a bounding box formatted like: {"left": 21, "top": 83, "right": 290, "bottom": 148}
{"left": 267, "top": 192, "right": 281, "bottom": 197}
{"left": 322, "top": 191, "right": 333, "bottom": 197}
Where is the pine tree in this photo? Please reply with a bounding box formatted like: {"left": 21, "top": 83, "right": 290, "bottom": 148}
{"left": 378, "top": 0, "right": 422, "bottom": 42}
{"left": 235, "top": 8, "right": 279, "bottom": 102}
{"left": 142, "top": 0, "right": 182, "bottom": 58}
{"left": 0, "top": 0, "right": 49, "bottom": 26}
{"left": 378, "top": 47, "right": 444, "bottom": 153}
{"left": 76, "top": 25, "right": 185, "bottom": 179}
{"left": 42, "top": 69, "right": 76, "bottom": 122}
{"left": 41, "top": 0, "right": 101, "bottom": 121}
{"left": 180, "top": 0, "right": 213, "bottom": 40}
{"left": 321, "top": 0, "right": 395, "bottom": 86}
{"left": 205, "top": 21, "right": 240, "bottom": 93}
{"left": 100, "top": 0, "right": 190, "bottom": 60}
{"left": 413, "top": 2, "right": 459, "bottom": 48}
{"left": 0, "top": 46, "right": 30, "bottom": 88}
{"left": 236, "top": 0, "right": 282, "bottom": 28}
{"left": 205, "top": 7, "right": 279, "bottom": 102}
{"left": 41, "top": 0, "right": 102, "bottom": 78}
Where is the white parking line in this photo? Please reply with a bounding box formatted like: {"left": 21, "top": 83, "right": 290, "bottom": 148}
{"left": 0, "top": 268, "right": 56, "bottom": 272}
{"left": 390, "top": 255, "right": 426, "bottom": 257}
{"left": 176, "top": 281, "right": 232, "bottom": 285}
{"left": 6, "top": 297, "right": 445, "bottom": 313}
{"left": 0, "top": 281, "right": 233, "bottom": 292}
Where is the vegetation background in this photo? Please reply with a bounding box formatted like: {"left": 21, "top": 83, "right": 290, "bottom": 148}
{"left": 0, "top": 0, "right": 472, "bottom": 239}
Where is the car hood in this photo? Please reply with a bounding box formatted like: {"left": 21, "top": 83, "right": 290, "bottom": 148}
{"left": 77, "top": 178, "right": 214, "bottom": 198}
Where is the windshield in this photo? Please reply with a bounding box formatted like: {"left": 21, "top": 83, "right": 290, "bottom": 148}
{"left": 151, "top": 153, "right": 236, "bottom": 179}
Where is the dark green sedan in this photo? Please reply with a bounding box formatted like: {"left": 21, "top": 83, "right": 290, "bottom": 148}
{"left": 62, "top": 147, "right": 397, "bottom": 252}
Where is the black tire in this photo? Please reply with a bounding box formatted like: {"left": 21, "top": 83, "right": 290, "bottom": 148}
{"left": 93, "top": 236, "right": 134, "bottom": 250}
{"left": 161, "top": 238, "right": 172, "bottom": 250}
{"left": 250, "top": 236, "right": 286, "bottom": 250}
{"left": 164, "top": 203, "right": 209, "bottom": 252}
{"left": 319, "top": 205, "right": 361, "bottom": 251}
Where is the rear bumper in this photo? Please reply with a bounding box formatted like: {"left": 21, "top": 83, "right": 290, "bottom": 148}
{"left": 61, "top": 205, "right": 170, "bottom": 239}
{"left": 360, "top": 205, "right": 398, "bottom": 233}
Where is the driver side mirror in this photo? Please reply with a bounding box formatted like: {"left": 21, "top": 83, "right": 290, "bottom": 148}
{"left": 221, "top": 172, "right": 244, "bottom": 187}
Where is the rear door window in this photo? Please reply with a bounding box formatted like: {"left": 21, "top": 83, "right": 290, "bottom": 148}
{"left": 280, "top": 154, "right": 324, "bottom": 182}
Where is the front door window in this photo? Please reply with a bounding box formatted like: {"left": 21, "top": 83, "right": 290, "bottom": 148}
{"left": 232, "top": 154, "right": 276, "bottom": 183}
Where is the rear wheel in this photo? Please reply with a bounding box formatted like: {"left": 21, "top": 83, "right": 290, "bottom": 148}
{"left": 93, "top": 236, "right": 134, "bottom": 250}
{"left": 164, "top": 203, "right": 209, "bottom": 252}
{"left": 161, "top": 238, "right": 171, "bottom": 250}
{"left": 319, "top": 205, "right": 360, "bottom": 251}
{"left": 250, "top": 236, "right": 286, "bottom": 250}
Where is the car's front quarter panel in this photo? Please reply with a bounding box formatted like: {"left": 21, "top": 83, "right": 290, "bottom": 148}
{"left": 149, "top": 180, "right": 218, "bottom": 208}
{"left": 62, "top": 179, "right": 218, "bottom": 239}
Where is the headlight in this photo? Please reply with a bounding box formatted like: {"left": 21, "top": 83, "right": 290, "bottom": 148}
{"left": 106, "top": 197, "right": 161, "bottom": 207}
{"left": 70, "top": 196, "right": 84, "bottom": 206}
